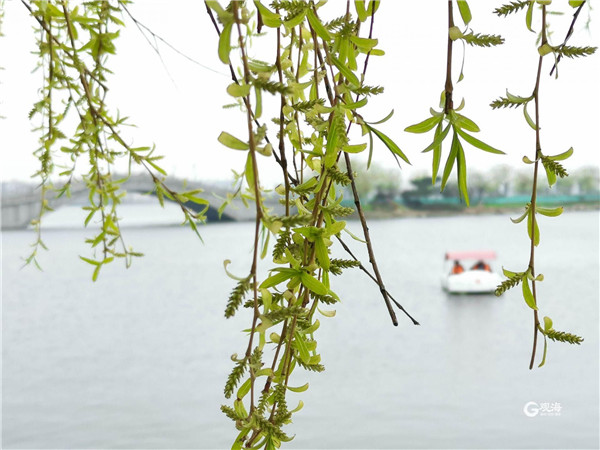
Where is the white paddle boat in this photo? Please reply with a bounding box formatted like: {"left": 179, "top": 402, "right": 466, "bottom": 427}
{"left": 441, "top": 250, "right": 503, "bottom": 294}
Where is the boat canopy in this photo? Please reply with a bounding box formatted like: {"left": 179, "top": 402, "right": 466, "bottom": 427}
{"left": 445, "top": 250, "right": 497, "bottom": 261}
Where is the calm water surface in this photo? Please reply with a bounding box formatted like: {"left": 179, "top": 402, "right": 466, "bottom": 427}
{"left": 2, "top": 208, "right": 599, "bottom": 449}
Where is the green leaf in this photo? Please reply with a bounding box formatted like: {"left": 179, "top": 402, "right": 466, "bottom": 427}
{"left": 457, "top": 0, "right": 472, "bottom": 25}
{"left": 367, "top": 125, "right": 410, "bottom": 165}
{"left": 527, "top": 209, "right": 540, "bottom": 246}
{"left": 548, "top": 147, "right": 573, "bottom": 161}
{"left": 283, "top": 10, "right": 306, "bottom": 29}
{"left": 324, "top": 112, "right": 341, "bottom": 169}
{"left": 536, "top": 206, "right": 563, "bottom": 217}
{"left": 510, "top": 206, "right": 529, "bottom": 224}
{"left": 431, "top": 123, "right": 444, "bottom": 184}
{"left": 260, "top": 271, "right": 295, "bottom": 289}
{"left": 367, "top": 109, "right": 394, "bottom": 125}
{"left": 218, "top": 132, "right": 249, "bottom": 150}
{"left": 254, "top": 1, "right": 282, "bottom": 28}
{"left": 525, "top": 0, "right": 535, "bottom": 32}
{"left": 341, "top": 97, "right": 368, "bottom": 110}
{"left": 92, "top": 264, "right": 101, "bottom": 282}
{"left": 538, "top": 335, "right": 548, "bottom": 368}
{"left": 237, "top": 379, "right": 252, "bottom": 399}
{"left": 303, "top": 319, "right": 320, "bottom": 334}
{"left": 330, "top": 55, "right": 360, "bottom": 87}
{"left": 453, "top": 113, "right": 480, "bottom": 132}
{"left": 422, "top": 123, "right": 451, "bottom": 153}
{"left": 522, "top": 276, "right": 538, "bottom": 310}
{"left": 457, "top": 140, "right": 469, "bottom": 206}
{"left": 261, "top": 288, "right": 272, "bottom": 312}
{"left": 405, "top": 115, "right": 442, "bottom": 133}
{"left": 317, "top": 307, "right": 336, "bottom": 317}
{"left": 314, "top": 237, "right": 330, "bottom": 271}
{"left": 342, "top": 143, "right": 367, "bottom": 154}
{"left": 326, "top": 220, "right": 346, "bottom": 236}
{"left": 218, "top": 23, "right": 233, "bottom": 64}
{"left": 502, "top": 267, "right": 519, "bottom": 278}
{"left": 543, "top": 316, "right": 553, "bottom": 331}
{"left": 306, "top": 8, "right": 331, "bottom": 41}
{"left": 354, "top": 0, "right": 368, "bottom": 21}
{"left": 79, "top": 256, "right": 100, "bottom": 266}
{"left": 299, "top": 272, "right": 328, "bottom": 295}
{"left": 441, "top": 132, "right": 459, "bottom": 190}
{"left": 523, "top": 102, "right": 537, "bottom": 130}
{"left": 227, "top": 83, "right": 251, "bottom": 98}
{"left": 287, "top": 382, "right": 310, "bottom": 393}
{"left": 289, "top": 400, "right": 304, "bottom": 414}
{"left": 456, "top": 128, "right": 505, "bottom": 154}
{"left": 349, "top": 36, "right": 378, "bottom": 53}
{"left": 545, "top": 164, "right": 557, "bottom": 187}
{"left": 294, "top": 331, "right": 311, "bottom": 363}
{"left": 245, "top": 152, "right": 255, "bottom": 192}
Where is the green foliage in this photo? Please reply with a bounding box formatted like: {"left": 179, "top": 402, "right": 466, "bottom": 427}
{"left": 545, "top": 329, "right": 584, "bottom": 344}
{"left": 201, "top": 2, "right": 417, "bottom": 444}
{"left": 461, "top": 32, "right": 505, "bottom": 47}
{"left": 329, "top": 258, "right": 361, "bottom": 276}
{"left": 22, "top": 0, "right": 594, "bottom": 446}
{"left": 405, "top": 2, "right": 505, "bottom": 206}
{"left": 494, "top": 1, "right": 531, "bottom": 17}
{"left": 326, "top": 166, "right": 352, "bottom": 186}
{"left": 225, "top": 357, "right": 247, "bottom": 399}
{"left": 263, "top": 306, "right": 308, "bottom": 324}
{"left": 495, "top": 272, "right": 524, "bottom": 296}
{"left": 494, "top": 1, "right": 589, "bottom": 369}
{"left": 541, "top": 156, "right": 568, "bottom": 179}
{"left": 225, "top": 276, "right": 252, "bottom": 318}
{"left": 24, "top": 0, "right": 206, "bottom": 275}
{"left": 553, "top": 45, "right": 596, "bottom": 59}
{"left": 490, "top": 91, "right": 533, "bottom": 109}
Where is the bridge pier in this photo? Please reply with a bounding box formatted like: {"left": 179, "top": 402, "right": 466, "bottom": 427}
{"left": 1, "top": 200, "right": 41, "bottom": 230}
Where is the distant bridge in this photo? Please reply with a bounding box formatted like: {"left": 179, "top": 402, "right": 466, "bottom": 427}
{"left": 1, "top": 175, "right": 284, "bottom": 229}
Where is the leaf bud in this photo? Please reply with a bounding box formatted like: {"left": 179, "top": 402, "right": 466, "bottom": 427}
{"left": 449, "top": 26, "right": 463, "bottom": 41}
{"left": 538, "top": 44, "right": 553, "bottom": 56}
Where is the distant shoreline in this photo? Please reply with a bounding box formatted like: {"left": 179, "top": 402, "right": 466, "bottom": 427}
{"left": 359, "top": 202, "right": 600, "bottom": 220}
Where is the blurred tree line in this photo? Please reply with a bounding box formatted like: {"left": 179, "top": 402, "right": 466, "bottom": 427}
{"left": 345, "top": 162, "right": 599, "bottom": 204}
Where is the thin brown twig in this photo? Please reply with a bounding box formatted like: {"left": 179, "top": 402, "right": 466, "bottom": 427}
{"left": 335, "top": 235, "right": 420, "bottom": 325}
{"left": 549, "top": 1, "right": 586, "bottom": 76}
{"left": 444, "top": 0, "right": 454, "bottom": 114}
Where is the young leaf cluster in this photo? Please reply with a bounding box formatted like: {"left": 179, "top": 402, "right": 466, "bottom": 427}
{"left": 210, "top": 1, "right": 418, "bottom": 445}
{"left": 494, "top": 2, "right": 588, "bottom": 369}
{"left": 24, "top": 0, "right": 207, "bottom": 277}
{"left": 405, "top": 0, "right": 505, "bottom": 207}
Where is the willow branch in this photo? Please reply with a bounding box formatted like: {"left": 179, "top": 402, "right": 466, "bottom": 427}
{"left": 335, "top": 235, "right": 420, "bottom": 325}
{"left": 549, "top": 1, "right": 586, "bottom": 76}
{"left": 444, "top": 0, "right": 454, "bottom": 113}
{"left": 204, "top": 3, "right": 298, "bottom": 186}
{"left": 527, "top": 5, "right": 548, "bottom": 370}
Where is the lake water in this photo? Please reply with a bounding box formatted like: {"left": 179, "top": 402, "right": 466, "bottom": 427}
{"left": 2, "top": 207, "right": 599, "bottom": 449}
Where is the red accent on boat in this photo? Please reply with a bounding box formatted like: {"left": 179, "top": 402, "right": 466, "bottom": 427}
{"left": 445, "top": 251, "right": 497, "bottom": 260}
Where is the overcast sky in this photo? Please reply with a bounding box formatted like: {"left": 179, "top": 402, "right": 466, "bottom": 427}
{"left": 1, "top": 0, "right": 599, "bottom": 187}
